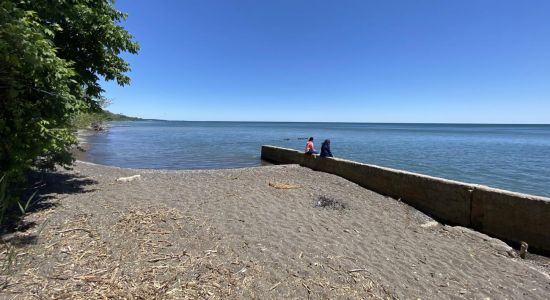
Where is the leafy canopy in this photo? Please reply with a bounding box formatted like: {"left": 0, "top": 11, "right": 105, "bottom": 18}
{"left": 0, "top": 0, "right": 138, "bottom": 179}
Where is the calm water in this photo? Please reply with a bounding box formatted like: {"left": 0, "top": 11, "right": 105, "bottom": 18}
{"left": 83, "top": 121, "right": 550, "bottom": 197}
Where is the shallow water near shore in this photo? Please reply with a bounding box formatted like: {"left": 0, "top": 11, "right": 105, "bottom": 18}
{"left": 81, "top": 121, "right": 550, "bottom": 197}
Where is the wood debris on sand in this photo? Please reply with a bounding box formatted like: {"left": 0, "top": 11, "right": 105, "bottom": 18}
{"left": 1, "top": 204, "right": 394, "bottom": 299}
{"left": 268, "top": 182, "right": 302, "bottom": 189}
{"left": 2, "top": 163, "right": 549, "bottom": 299}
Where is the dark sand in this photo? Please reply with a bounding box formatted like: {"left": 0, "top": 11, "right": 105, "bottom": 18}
{"left": 1, "top": 162, "right": 549, "bottom": 299}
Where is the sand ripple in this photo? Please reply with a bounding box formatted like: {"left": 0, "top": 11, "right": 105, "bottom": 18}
{"left": 1, "top": 162, "right": 549, "bottom": 299}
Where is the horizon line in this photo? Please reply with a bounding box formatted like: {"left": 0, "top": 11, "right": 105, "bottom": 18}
{"left": 129, "top": 119, "right": 550, "bottom": 125}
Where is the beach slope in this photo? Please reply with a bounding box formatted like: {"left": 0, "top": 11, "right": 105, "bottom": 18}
{"left": 1, "top": 162, "right": 548, "bottom": 299}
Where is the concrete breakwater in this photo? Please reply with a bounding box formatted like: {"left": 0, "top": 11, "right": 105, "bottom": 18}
{"left": 261, "top": 145, "right": 550, "bottom": 254}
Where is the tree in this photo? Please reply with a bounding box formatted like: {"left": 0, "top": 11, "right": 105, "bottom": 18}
{"left": 0, "top": 0, "right": 138, "bottom": 202}
{"left": 18, "top": 0, "right": 139, "bottom": 109}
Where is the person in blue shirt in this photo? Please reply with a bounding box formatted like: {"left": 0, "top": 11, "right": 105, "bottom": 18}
{"left": 320, "top": 139, "right": 333, "bottom": 157}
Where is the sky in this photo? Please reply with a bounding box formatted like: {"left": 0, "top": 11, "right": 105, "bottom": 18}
{"left": 104, "top": 0, "right": 550, "bottom": 123}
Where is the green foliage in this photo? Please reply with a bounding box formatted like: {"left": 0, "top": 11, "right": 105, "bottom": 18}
{"left": 17, "top": 0, "right": 140, "bottom": 109}
{"left": 72, "top": 110, "right": 141, "bottom": 129}
{"left": 17, "top": 190, "right": 36, "bottom": 216}
{"left": 0, "top": 0, "right": 138, "bottom": 219}
{"left": 1, "top": 2, "right": 78, "bottom": 179}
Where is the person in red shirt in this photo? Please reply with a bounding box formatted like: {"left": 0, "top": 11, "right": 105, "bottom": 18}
{"left": 304, "top": 137, "right": 318, "bottom": 155}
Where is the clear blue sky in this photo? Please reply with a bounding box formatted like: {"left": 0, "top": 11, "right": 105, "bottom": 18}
{"left": 104, "top": 0, "right": 550, "bottom": 123}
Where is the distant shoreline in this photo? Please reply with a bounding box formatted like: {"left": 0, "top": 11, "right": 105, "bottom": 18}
{"left": 119, "top": 119, "right": 550, "bottom": 125}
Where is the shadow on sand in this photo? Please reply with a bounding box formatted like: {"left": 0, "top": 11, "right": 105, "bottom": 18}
{"left": 1, "top": 170, "right": 98, "bottom": 245}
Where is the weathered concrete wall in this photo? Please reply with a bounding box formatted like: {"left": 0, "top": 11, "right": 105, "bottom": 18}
{"left": 471, "top": 187, "right": 550, "bottom": 252}
{"left": 260, "top": 146, "right": 304, "bottom": 166}
{"left": 261, "top": 145, "right": 550, "bottom": 253}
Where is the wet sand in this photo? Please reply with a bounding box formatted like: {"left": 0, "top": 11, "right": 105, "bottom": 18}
{"left": 1, "top": 162, "right": 549, "bottom": 299}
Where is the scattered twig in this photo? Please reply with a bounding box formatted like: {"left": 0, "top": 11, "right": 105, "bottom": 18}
{"left": 56, "top": 228, "right": 92, "bottom": 235}
{"left": 147, "top": 255, "right": 181, "bottom": 263}
{"left": 348, "top": 268, "right": 368, "bottom": 273}
{"left": 269, "top": 282, "right": 281, "bottom": 291}
{"left": 269, "top": 182, "right": 301, "bottom": 189}
{"left": 302, "top": 282, "right": 312, "bottom": 293}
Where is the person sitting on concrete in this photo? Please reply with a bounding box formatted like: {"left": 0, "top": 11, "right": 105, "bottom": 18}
{"left": 320, "top": 139, "right": 333, "bottom": 158}
{"left": 304, "top": 137, "right": 318, "bottom": 155}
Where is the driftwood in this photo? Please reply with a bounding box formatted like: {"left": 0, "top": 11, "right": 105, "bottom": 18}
{"left": 268, "top": 182, "right": 301, "bottom": 189}
{"left": 520, "top": 241, "right": 528, "bottom": 259}
{"left": 116, "top": 175, "right": 141, "bottom": 183}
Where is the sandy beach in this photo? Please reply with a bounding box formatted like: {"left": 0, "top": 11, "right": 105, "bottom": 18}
{"left": 5, "top": 1, "right": 550, "bottom": 299}
{"left": 1, "top": 161, "right": 549, "bottom": 299}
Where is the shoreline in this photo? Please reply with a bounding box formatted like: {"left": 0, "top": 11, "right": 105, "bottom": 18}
{"left": 73, "top": 127, "right": 276, "bottom": 171}
{"left": 72, "top": 122, "right": 550, "bottom": 198}
{"left": 73, "top": 129, "right": 93, "bottom": 161}
{"left": 1, "top": 161, "right": 549, "bottom": 298}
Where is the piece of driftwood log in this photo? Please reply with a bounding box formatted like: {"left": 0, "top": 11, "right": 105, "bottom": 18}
{"left": 519, "top": 241, "right": 528, "bottom": 259}
{"left": 116, "top": 175, "right": 141, "bottom": 182}
{"left": 268, "top": 182, "right": 301, "bottom": 189}
{"left": 348, "top": 268, "right": 368, "bottom": 273}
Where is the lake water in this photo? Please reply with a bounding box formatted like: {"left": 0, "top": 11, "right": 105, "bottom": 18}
{"left": 82, "top": 121, "right": 550, "bottom": 197}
